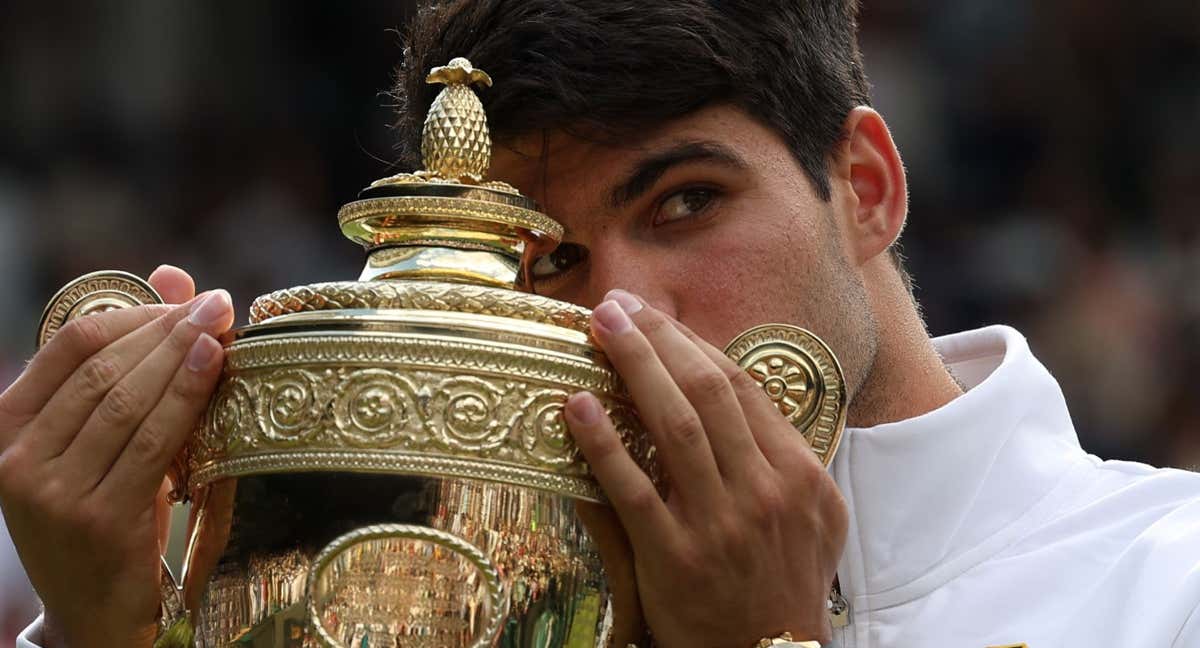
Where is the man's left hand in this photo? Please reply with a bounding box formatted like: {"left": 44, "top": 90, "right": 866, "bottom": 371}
{"left": 564, "top": 289, "right": 848, "bottom": 648}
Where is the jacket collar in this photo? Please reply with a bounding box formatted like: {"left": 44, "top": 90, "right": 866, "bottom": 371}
{"left": 832, "top": 325, "right": 1090, "bottom": 607}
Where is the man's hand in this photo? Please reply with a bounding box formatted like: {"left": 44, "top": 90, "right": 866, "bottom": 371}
{"left": 0, "top": 266, "right": 233, "bottom": 648}
{"left": 564, "top": 289, "right": 848, "bottom": 648}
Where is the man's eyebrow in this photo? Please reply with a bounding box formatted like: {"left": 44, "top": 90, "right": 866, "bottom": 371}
{"left": 607, "top": 141, "right": 749, "bottom": 208}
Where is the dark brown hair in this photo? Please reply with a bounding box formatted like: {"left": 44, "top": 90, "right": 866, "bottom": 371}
{"left": 393, "top": 0, "right": 872, "bottom": 202}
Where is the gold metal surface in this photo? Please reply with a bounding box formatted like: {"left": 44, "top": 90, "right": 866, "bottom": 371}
{"left": 188, "top": 476, "right": 623, "bottom": 648}
{"left": 338, "top": 188, "right": 563, "bottom": 243}
{"left": 248, "top": 280, "right": 591, "bottom": 333}
{"left": 189, "top": 315, "right": 654, "bottom": 503}
{"left": 157, "top": 556, "right": 193, "bottom": 648}
{"left": 422, "top": 57, "right": 493, "bottom": 182}
{"left": 306, "top": 524, "right": 506, "bottom": 648}
{"left": 36, "top": 56, "right": 849, "bottom": 648}
{"left": 723, "top": 324, "right": 847, "bottom": 467}
{"left": 36, "top": 270, "right": 162, "bottom": 350}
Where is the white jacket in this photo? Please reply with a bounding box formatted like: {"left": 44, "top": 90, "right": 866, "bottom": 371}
{"left": 18, "top": 326, "right": 1200, "bottom": 647}
{"left": 828, "top": 325, "right": 1200, "bottom": 647}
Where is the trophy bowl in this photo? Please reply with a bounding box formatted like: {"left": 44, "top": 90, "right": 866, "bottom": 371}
{"left": 36, "top": 58, "right": 847, "bottom": 648}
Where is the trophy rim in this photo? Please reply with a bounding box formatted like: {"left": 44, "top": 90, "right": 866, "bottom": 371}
{"left": 246, "top": 279, "right": 593, "bottom": 333}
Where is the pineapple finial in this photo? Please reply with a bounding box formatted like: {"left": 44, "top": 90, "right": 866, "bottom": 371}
{"left": 421, "top": 58, "right": 494, "bottom": 182}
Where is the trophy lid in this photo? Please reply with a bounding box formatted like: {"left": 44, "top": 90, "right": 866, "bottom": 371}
{"left": 336, "top": 57, "right": 561, "bottom": 290}
{"left": 244, "top": 57, "right": 591, "bottom": 333}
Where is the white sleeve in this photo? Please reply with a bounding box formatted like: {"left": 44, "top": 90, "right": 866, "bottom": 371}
{"left": 16, "top": 613, "right": 44, "bottom": 648}
{"left": 1174, "top": 605, "right": 1200, "bottom": 648}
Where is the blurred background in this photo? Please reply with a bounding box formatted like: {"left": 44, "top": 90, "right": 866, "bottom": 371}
{"left": 1, "top": 0, "right": 1197, "bottom": 640}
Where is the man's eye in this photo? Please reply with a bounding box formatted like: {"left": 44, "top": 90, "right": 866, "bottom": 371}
{"left": 530, "top": 242, "right": 589, "bottom": 281}
{"left": 656, "top": 187, "right": 718, "bottom": 225}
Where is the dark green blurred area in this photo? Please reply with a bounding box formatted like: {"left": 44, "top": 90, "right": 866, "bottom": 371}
{"left": 1, "top": 1, "right": 1198, "bottom": 639}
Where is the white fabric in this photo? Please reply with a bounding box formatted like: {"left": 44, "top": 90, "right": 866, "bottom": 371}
{"left": 16, "top": 614, "right": 41, "bottom": 648}
{"left": 830, "top": 325, "right": 1200, "bottom": 647}
{"left": 16, "top": 326, "right": 1200, "bottom": 647}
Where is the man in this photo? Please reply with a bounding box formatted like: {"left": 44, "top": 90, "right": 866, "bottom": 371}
{"left": 3, "top": 1, "right": 1199, "bottom": 647}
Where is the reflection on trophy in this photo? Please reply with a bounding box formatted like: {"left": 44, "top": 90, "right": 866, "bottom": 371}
{"left": 37, "top": 58, "right": 847, "bottom": 648}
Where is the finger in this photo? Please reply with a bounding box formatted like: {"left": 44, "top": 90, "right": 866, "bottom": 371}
{"left": 606, "top": 290, "right": 769, "bottom": 480}
{"left": 669, "top": 318, "right": 817, "bottom": 465}
{"left": 28, "top": 290, "right": 231, "bottom": 458}
{"left": 590, "top": 299, "right": 725, "bottom": 504}
{"left": 564, "top": 392, "right": 678, "bottom": 547}
{"left": 148, "top": 265, "right": 196, "bottom": 305}
{"left": 0, "top": 304, "right": 175, "bottom": 438}
{"left": 60, "top": 293, "right": 233, "bottom": 490}
{"left": 100, "top": 332, "right": 223, "bottom": 502}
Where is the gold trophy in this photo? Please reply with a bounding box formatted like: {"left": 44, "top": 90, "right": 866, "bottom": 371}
{"left": 37, "top": 58, "right": 847, "bottom": 648}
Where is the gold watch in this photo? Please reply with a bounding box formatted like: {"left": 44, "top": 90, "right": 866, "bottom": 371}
{"left": 755, "top": 632, "right": 822, "bottom": 648}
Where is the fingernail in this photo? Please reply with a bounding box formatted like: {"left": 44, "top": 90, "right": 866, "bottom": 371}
{"left": 150, "top": 263, "right": 180, "bottom": 278}
{"left": 594, "top": 300, "right": 633, "bottom": 334}
{"left": 565, "top": 393, "right": 603, "bottom": 425}
{"left": 605, "top": 289, "right": 643, "bottom": 315}
{"left": 188, "top": 289, "right": 231, "bottom": 327}
{"left": 186, "top": 334, "right": 219, "bottom": 372}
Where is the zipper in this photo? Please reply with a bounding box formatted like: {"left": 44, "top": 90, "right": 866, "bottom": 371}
{"left": 828, "top": 576, "right": 852, "bottom": 647}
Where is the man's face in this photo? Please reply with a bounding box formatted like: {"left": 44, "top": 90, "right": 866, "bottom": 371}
{"left": 491, "top": 104, "right": 879, "bottom": 395}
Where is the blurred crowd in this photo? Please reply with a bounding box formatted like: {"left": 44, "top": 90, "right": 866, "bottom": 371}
{"left": 0, "top": 0, "right": 1197, "bottom": 641}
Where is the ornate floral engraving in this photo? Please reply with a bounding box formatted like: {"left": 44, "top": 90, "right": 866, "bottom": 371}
{"left": 745, "top": 354, "right": 818, "bottom": 429}
{"left": 428, "top": 376, "right": 509, "bottom": 452}
{"left": 259, "top": 369, "right": 326, "bottom": 443}
{"left": 723, "top": 325, "right": 848, "bottom": 467}
{"left": 209, "top": 378, "right": 255, "bottom": 452}
{"left": 188, "top": 333, "right": 654, "bottom": 502}
{"left": 516, "top": 390, "right": 578, "bottom": 469}
{"left": 332, "top": 369, "right": 422, "bottom": 447}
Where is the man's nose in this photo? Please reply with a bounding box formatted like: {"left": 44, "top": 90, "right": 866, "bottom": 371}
{"left": 580, "top": 241, "right": 678, "bottom": 319}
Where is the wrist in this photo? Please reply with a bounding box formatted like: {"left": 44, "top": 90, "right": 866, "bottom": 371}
{"left": 43, "top": 610, "right": 157, "bottom": 648}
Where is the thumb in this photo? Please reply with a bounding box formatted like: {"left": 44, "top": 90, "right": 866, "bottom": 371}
{"left": 148, "top": 265, "right": 196, "bottom": 305}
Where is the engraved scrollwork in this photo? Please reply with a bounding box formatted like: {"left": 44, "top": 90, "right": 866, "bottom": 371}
{"left": 427, "top": 376, "right": 509, "bottom": 452}
{"left": 257, "top": 369, "right": 327, "bottom": 443}
{"left": 331, "top": 369, "right": 422, "bottom": 447}
{"left": 208, "top": 377, "right": 257, "bottom": 452}
{"left": 186, "top": 333, "right": 656, "bottom": 501}
{"left": 515, "top": 390, "right": 578, "bottom": 469}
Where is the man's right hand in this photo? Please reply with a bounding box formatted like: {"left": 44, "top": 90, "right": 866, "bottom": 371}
{"left": 0, "top": 266, "right": 233, "bottom": 648}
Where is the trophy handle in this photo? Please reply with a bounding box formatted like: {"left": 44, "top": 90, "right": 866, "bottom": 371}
{"left": 723, "top": 324, "right": 848, "bottom": 467}
{"left": 306, "top": 524, "right": 509, "bottom": 648}
{"left": 155, "top": 557, "right": 194, "bottom": 648}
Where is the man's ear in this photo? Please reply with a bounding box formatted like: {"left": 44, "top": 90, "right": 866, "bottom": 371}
{"left": 835, "top": 106, "right": 908, "bottom": 265}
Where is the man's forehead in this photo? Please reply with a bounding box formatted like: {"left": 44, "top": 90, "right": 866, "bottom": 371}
{"left": 488, "top": 131, "right": 613, "bottom": 206}
{"left": 485, "top": 104, "right": 765, "bottom": 209}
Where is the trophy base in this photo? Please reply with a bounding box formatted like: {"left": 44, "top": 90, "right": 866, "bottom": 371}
{"left": 188, "top": 472, "right": 636, "bottom": 648}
